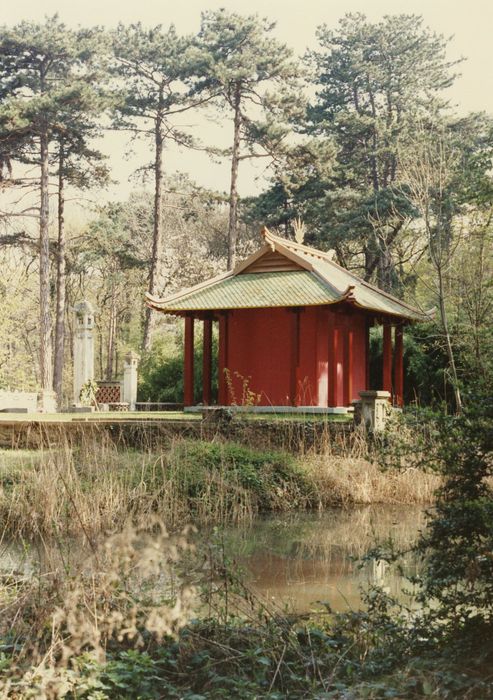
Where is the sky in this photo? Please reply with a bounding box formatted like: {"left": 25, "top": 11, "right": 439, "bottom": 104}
{"left": 2, "top": 0, "right": 493, "bottom": 203}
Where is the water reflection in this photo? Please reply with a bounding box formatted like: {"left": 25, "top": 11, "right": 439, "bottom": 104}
{"left": 221, "top": 505, "right": 427, "bottom": 612}
{"left": 0, "top": 505, "right": 428, "bottom": 614}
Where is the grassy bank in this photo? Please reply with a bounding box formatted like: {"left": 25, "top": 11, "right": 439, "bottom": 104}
{"left": 0, "top": 436, "right": 440, "bottom": 539}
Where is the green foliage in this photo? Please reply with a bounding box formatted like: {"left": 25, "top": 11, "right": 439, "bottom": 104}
{"left": 354, "top": 398, "right": 493, "bottom": 690}
{"left": 138, "top": 331, "right": 218, "bottom": 404}
{"left": 413, "top": 399, "right": 493, "bottom": 652}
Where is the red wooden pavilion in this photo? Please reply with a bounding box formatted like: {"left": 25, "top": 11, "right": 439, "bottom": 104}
{"left": 147, "top": 228, "right": 428, "bottom": 410}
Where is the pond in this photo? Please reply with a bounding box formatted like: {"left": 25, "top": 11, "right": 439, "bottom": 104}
{"left": 0, "top": 505, "right": 428, "bottom": 614}
{"left": 220, "top": 505, "right": 428, "bottom": 612}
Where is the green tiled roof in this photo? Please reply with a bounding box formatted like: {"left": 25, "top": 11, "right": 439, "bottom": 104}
{"left": 148, "top": 228, "right": 429, "bottom": 322}
{"left": 153, "top": 271, "right": 339, "bottom": 310}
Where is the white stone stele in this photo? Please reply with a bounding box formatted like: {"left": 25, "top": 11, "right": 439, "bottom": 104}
{"left": 358, "top": 390, "right": 391, "bottom": 432}
{"left": 123, "top": 351, "right": 140, "bottom": 411}
{"left": 73, "top": 300, "right": 95, "bottom": 406}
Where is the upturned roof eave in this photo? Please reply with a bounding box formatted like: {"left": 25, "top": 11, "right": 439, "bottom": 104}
{"left": 148, "top": 287, "right": 427, "bottom": 322}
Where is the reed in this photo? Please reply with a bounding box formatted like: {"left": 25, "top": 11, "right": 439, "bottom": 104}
{"left": 0, "top": 521, "right": 196, "bottom": 699}
{"left": 0, "top": 437, "right": 311, "bottom": 540}
{"left": 305, "top": 454, "right": 441, "bottom": 507}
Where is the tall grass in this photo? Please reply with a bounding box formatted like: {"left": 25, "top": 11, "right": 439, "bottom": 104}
{"left": 0, "top": 424, "right": 442, "bottom": 541}
{"left": 0, "top": 438, "right": 312, "bottom": 540}
{"left": 307, "top": 456, "right": 440, "bottom": 506}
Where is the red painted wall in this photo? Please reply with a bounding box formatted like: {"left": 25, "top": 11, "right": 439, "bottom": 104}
{"left": 219, "top": 305, "right": 368, "bottom": 407}
{"left": 226, "top": 308, "right": 293, "bottom": 405}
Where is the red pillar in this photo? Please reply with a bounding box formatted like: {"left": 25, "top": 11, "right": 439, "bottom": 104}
{"left": 328, "top": 313, "right": 339, "bottom": 407}
{"left": 343, "top": 320, "right": 353, "bottom": 406}
{"left": 218, "top": 312, "right": 229, "bottom": 405}
{"left": 184, "top": 316, "right": 194, "bottom": 406}
{"left": 202, "top": 318, "right": 213, "bottom": 405}
{"left": 365, "top": 318, "right": 371, "bottom": 390}
{"left": 394, "top": 325, "right": 404, "bottom": 407}
{"left": 290, "top": 309, "right": 301, "bottom": 406}
{"left": 316, "top": 308, "right": 329, "bottom": 406}
{"left": 382, "top": 322, "right": 393, "bottom": 397}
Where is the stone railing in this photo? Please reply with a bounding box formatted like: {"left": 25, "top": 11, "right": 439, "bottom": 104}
{"left": 0, "top": 390, "right": 38, "bottom": 413}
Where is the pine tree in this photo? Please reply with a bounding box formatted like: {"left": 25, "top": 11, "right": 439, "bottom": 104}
{"left": 306, "top": 13, "right": 459, "bottom": 290}
{"left": 198, "top": 9, "right": 302, "bottom": 269}
{"left": 52, "top": 92, "right": 111, "bottom": 403}
{"left": 0, "top": 17, "right": 109, "bottom": 397}
{"left": 112, "top": 23, "right": 211, "bottom": 351}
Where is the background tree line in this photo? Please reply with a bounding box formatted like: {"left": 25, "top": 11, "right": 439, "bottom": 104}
{"left": 0, "top": 11, "right": 491, "bottom": 408}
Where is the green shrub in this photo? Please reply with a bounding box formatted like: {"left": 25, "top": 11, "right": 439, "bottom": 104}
{"left": 165, "top": 440, "right": 313, "bottom": 514}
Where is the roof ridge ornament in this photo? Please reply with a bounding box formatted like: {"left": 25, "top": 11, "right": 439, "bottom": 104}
{"left": 293, "top": 217, "right": 306, "bottom": 244}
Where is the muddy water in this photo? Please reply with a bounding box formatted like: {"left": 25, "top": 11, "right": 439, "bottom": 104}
{"left": 221, "top": 505, "right": 428, "bottom": 612}
{"left": 0, "top": 505, "right": 428, "bottom": 613}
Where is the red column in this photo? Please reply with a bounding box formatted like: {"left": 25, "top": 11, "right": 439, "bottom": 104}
{"left": 343, "top": 320, "right": 353, "bottom": 406}
{"left": 394, "top": 324, "right": 404, "bottom": 407}
{"left": 218, "top": 313, "right": 229, "bottom": 405}
{"left": 316, "top": 308, "right": 329, "bottom": 406}
{"left": 365, "top": 318, "right": 371, "bottom": 390}
{"left": 382, "top": 322, "right": 393, "bottom": 396}
{"left": 290, "top": 309, "right": 301, "bottom": 406}
{"left": 184, "top": 316, "right": 194, "bottom": 406}
{"left": 202, "top": 318, "right": 213, "bottom": 405}
{"left": 328, "top": 313, "right": 339, "bottom": 407}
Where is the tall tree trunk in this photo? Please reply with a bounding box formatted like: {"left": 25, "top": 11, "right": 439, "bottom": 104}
{"left": 53, "top": 147, "right": 66, "bottom": 404}
{"left": 227, "top": 83, "right": 242, "bottom": 271}
{"left": 437, "top": 266, "right": 462, "bottom": 413}
{"left": 39, "top": 126, "right": 52, "bottom": 391}
{"left": 142, "top": 111, "right": 164, "bottom": 352}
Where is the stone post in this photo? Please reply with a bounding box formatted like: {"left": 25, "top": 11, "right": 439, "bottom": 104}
{"left": 123, "top": 351, "right": 140, "bottom": 410}
{"left": 358, "top": 390, "right": 391, "bottom": 432}
{"left": 73, "top": 301, "right": 95, "bottom": 405}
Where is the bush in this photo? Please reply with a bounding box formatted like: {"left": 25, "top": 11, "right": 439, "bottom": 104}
{"left": 166, "top": 440, "right": 313, "bottom": 516}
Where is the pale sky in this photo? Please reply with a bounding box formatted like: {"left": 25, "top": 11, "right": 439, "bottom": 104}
{"left": 2, "top": 0, "right": 492, "bottom": 203}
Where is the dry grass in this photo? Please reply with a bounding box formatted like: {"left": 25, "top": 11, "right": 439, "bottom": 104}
{"left": 0, "top": 421, "right": 443, "bottom": 542}
{"left": 306, "top": 455, "right": 441, "bottom": 507}
{"left": 0, "top": 521, "right": 196, "bottom": 699}
{"left": 0, "top": 437, "right": 310, "bottom": 540}
{"left": 300, "top": 422, "right": 442, "bottom": 506}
